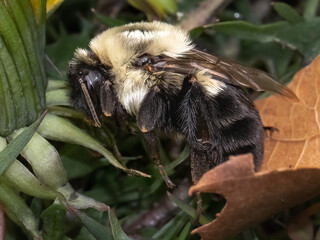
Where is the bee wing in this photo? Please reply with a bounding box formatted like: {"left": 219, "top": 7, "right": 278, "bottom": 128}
{"left": 190, "top": 49, "right": 297, "bottom": 99}
{"left": 151, "top": 49, "right": 297, "bottom": 100}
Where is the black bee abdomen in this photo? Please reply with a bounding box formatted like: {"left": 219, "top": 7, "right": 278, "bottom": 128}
{"left": 174, "top": 76, "right": 264, "bottom": 182}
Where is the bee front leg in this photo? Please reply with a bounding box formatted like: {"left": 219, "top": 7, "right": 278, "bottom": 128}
{"left": 100, "top": 81, "right": 117, "bottom": 117}
{"left": 100, "top": 80, "right": 129, "bottom": 130}
{"left": 142, "top": 131, "right": 176, "bottom": 189}
{"left": 137, "top": 85, "right": 176, "bottom": 189}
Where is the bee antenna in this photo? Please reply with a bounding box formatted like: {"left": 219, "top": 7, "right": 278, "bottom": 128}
{"left": 79, "top": 78, "right": 102, "bottom": 127}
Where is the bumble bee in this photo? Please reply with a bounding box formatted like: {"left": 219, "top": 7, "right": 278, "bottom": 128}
{"left": 67, "top": 21, "right": 295, "bottom": 188}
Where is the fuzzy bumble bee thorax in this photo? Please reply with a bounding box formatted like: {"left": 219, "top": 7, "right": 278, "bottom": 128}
{"left": 89, "top": 21, "right": 194, "bottom": 68}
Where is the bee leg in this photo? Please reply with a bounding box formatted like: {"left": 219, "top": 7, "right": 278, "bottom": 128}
{"left": 142, "top": 131, "right": 176, "bottom": 189}
{"left": 137, "top": 85, "right": 165, "bottom": 133}
{"left": 178, "top": 75, "right": 216, "bottom": 223}
{"left": 190, "top": 148, "right": 212, "bottom": 224}
{"left": 100, "top": 81, "right": 130, "bottom": 131}
{"left": 100, "top": 81, "right": 117, "bottom": 117}
{"left": 195, "top": 192, "right": 202, "bottom": 226}
{"left": 137, "top": 85, "right": 175, "bottom": 189}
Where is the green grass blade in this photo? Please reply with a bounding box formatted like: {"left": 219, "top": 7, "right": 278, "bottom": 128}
{"left": 167, "top": 192, "right": 210, "bottom": 225}
{"left": 71, "top": 209, "right": 113, "bottom": 240}
{"left": 152, "top": 211, "right": 187, "bottom": 239}
{"left": 165, "top": 146, "right": 190, "bottom": 172}
{"left": 176, "top": 222, "right": 192, "bottom": 240}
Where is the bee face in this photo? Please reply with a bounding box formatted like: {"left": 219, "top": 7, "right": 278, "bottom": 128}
{"left": 67, "top": 50, "right": 109, "bottom": 127}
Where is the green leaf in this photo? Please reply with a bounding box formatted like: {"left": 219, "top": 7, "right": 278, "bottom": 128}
{"left": 30, "top": 0, "right": 47, "bottom": 28}
{"left": 150, "top": 0, "right": 177, "bottom": 15}
{"left": 1, "top": 158, "right": 56, "bottom": 199}
{"left": 0, "top": 0, "right": 46, "bottom": 135}
{"left": 0, "top": 47, "right": 16, "bottom": 133}
{"left": 59, "top": 184, "right": 109, "bottom": 211}
{"left": 0, "top": 112, "right": 46, "bottom": 175}
{"left": 75, "top": 227, "right": 96, "bottom": 240}
{"left": 17, "top": 1, "right": 40, "bottom": 46}
{"left": 71, "top": 209, "right": 113, "bottom": 240}
{"left": 212, "top": 21, "right": 286, "bottom": 43}
{"left": 272, "top": 2, "right": 302, "bottom": 24}
{"left": 0, "top": 2, "right": 44, "bottom": 125}
{"left": 212, "top": 19, "right": 320, "bottom": 63}
{"left": 167, "top": 192, "right": 210, "bottom": 225}
{"left": 0, "top": 128, "right": 57, "bottom": 201}
{"left": 46, "top": 89, "right": 70, "bottom": 107}
{"left": 47, "top": 79, "right": 67, "bottom": 91}
{"left": 189, "top": 26, "right": 205, "bottom": 39}
{"left": 5, "top": 0, "right": 46, "bottom": 104}
{"left": 0, "top": 181, "right": 41, "bottom": 240}
{"left": 47, "top": 106, "right": 84, "bottom": 119}
{"left": 108, "top": 209, "right": 130, "bottom": 240}
{"left": 0, "top": 30, "right": 27, "bottom": 133}
{"left": 38, "top": 113, "right": 150, "bottom": 178}
{"left": 9, "top": 131, "right": 68, "bottom": 189}
{"left": 41, "top": 203, "right": 67, "bottom": 240}
{"left": 303, "top": 0, "right": 320, "bottom": 20}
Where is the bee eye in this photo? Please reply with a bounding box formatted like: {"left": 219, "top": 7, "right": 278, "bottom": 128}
{"left": 135, "top": 54, "right": 151, "bottom": 67}
{"left": 78, "top": 71, "right": 84, "bottom": 76}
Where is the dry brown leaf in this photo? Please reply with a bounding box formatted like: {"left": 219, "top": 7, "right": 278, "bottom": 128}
{"left": 256, "top": 55, "right": 320, "bottom": 170}
{"left": 188, "top": 55, "right": 320, "bottom": 239}
{"left": 189, "top": 155, "right": 320, "bottom": 240}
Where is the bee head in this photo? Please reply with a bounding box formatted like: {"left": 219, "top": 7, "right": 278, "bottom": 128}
{"left": 67, "top": 48, "right": 109, "bottom": 127}
{"left": 67, "top": 22, "right": 195, "bottom": 119}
